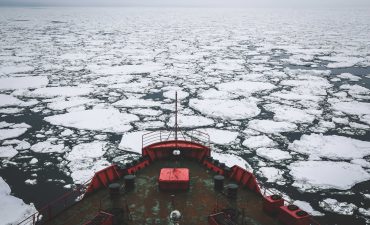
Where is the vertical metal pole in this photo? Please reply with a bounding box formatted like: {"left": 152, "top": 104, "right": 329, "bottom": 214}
{"left": 175, "top": 91, "right": 178, "bottom": 141}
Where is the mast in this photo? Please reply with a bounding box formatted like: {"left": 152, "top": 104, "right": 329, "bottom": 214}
{"left": 175, "top": 91, "right": 178, "bottom": 141}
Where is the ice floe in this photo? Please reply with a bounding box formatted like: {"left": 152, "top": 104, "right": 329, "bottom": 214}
{"left": 266, "top": 104, "right": 316, "bottom": 124}
{"left": 0, "top": 146, "right": 18, "bottom": 158}
{"left": 0, "top": 94, "right": 27, "bottom": 107}
{"left": 169, "top": 115, "right": 214, "bottom": 128}
{"left": 45, "top": 108, "right": 139, "bottom": 133}
{"left": 113, "top": 98, "right": 161, "bottom": 108}
{"left": 319, "top": 198, "right": 357, "bottom": 215}
{"left": 289, "top": 161, "right": 370, "bottom": 190}
{"left": 190, "top": 99, "right": 260, "bottom": 120}
{"left": 47, "top": 97, "right": 98, "bottom": 111}
{"left": 118, "top": 131, "right": 148, "bottom": 154}
{"left": 258, "top": 167, "right": 284, "bottom": 182}
{"left": 256, "top": 148, "right": 292, "bottom": 161}
{"left": 30, "top": 141, "right": 68, "bottom": 153}
{"left": 217, "top": 81, "right": 276, "bottom": 96}
{"left": 26, "top": 86, "right": 93, "bottom": 98}
{"left": 332, "top": 101, "right": 370, "bottom": 117}
{"left": 242, "top": 135, "right": 276, "bottom": 149}
{"left": 198, "top": 128, "right": 238, "bottom": 145}
{"left": 288, "top": 134, "right": 370, "bottom": 160}
{"left": 0, "top": 177, "right": 37, "bottom": 224}
{"left": 293, "top": 200, "right": 324, "bottom": 216}
{"left": 0, "top": 76, "right": 48, "bottom": 90}
{"left": 248, "top": 120, "right": 297, "bottom": 133}
{"left": 337, "top": 73, "right": 361, "bottom": 81}
{"left": 66, "top": 141, "right": 109, "bottom": 184}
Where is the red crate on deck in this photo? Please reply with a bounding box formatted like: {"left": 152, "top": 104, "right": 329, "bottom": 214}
{"left": 159, "top": 168, "right": 189, "bottom": 191}
{"left": 278, "top": 205, "right": 311, "bottom": 225}
{"left": 263, "top": 195, "right": 284, "bottom": 215}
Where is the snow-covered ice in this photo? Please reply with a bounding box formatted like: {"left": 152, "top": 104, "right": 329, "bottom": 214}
{"left": 199, "top": 128, "right": 238, "bottom": 145}
{"left": 319, "top": 198, "right": 357, "bottom": 215}
{"left": 264, "top": 104, "right": 315, "bottom": 124}
{"left": 26, "top": 86, "right": 93, "bottom": 98}
{"left": 256, "top": 148, "right": 292, "bottom": 161}
{"left": 293, "top": 200, "right": 324, "bottom": 216}
{"left": 0, "top": 146, "right": 18, "bottom": 158}
{"left": 45, "top": 108, "right": 139, "bottom": 133}
{"left": 118, "top": 131, "right": 148, "bottom": 154}
{"left": 242, "top": 135, "right": 276, "bottom": 149}
{"left": 289, "top": 161, "right": 370, "bottom": 190}
{"left": 190, "top": 99, "right": 260, "bottom": 120}
{"left": 0, "top": 177, "right": 37, "bottom": 224}
{"left": 248, "top": 120, "right": 297, "bottom": 133}
{"left": 0, "top": 76, "right": 48, "bottom": 90}
{"left": 258, "top": 167, "right": 284, "bottom": 182}
{"left": 169, "top": 115, "right": 214, "bottom": 128}
{"left": 289, "top": 134, "right": 370, "bottom": 160}
{"left": 66, "top": 141, "right": 109, "bottom": 184}
{"left": 30, "top": 141, "right": 68, "bottom": 153}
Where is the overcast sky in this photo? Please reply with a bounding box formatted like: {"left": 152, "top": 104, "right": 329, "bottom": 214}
{"left": 1, "top": 0, "right": 370, "bottom": 7}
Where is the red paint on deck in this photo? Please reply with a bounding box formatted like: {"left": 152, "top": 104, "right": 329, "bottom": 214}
{"left": 85, "top": 165, "right": 121, "bottom": 195}
{"left": 159, "top": 168, "right": 190, "bottom": 190}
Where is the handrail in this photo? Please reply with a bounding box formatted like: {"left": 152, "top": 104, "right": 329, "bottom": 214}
{"left": 142, "top": 129, "right": 210, "bottom": 149}
{"left": 17, "top": 179, "right": 91, "bottom": 225}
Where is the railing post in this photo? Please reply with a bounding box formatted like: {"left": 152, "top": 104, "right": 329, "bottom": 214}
{"left": 32, "top": 214, "right": 35, "bottom": 225}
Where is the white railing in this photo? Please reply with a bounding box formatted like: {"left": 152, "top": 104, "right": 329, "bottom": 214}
{"left": 142, "top": 130, "right": 210, "bottom": 149}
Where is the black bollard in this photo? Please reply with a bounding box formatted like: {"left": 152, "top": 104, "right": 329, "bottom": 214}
{"left": 214, "top": 175, "right": 224, "bottom": 191}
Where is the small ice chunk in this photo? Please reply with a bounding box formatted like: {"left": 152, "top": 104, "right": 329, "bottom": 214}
{"left": 248, "top": 120, "right": 297, "bottom": 133}
{"left": 256, "top": 148, "right": 292, "bottom": 161}
{"left": 359, "top": 208, "right": 370, "bottom": 217}
{"left": 29, "top": 158, "right": 38, "bottom": 164}
{"left": 212, "top": 152, "right": 253, "bottom": 172}
{"left": 45, "top": 108, "right": 139, "bottom": 133}
{"left": 242, "top": 135, "right": 276, "bottom": 149}
{"left": 25, "top": 179, "right": 37, "bottom": 185}
{"left": 337, "top": 73, "right": 361, "bottom": 81}
{"left": 30, "top": 141, "right": 68, "bottom": 153}
{"left": 293, "top": 200, "right": 324, "bottom": 216}
{"left": 289, "top": 134, "right": 370, "bottom": 160}
{"left": 0, "top": 146, "right": 18, "bottom": 158}
{"left": 119, "top": 131, "right": 148, "bottom": 154}
{"left": 0, "top": 177, "right": 37, "bottom": 224}
{"left": 190, "top": 99, "right": 260, "bottom": 120}
{"left": 0, "top": 76, "right": 48, "bottom": 90}
{"left": 319, "top": 198, "right": 357, "bottom": 215}
{"left": 289, "top": 161, "right": 370, "bottom": 190}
